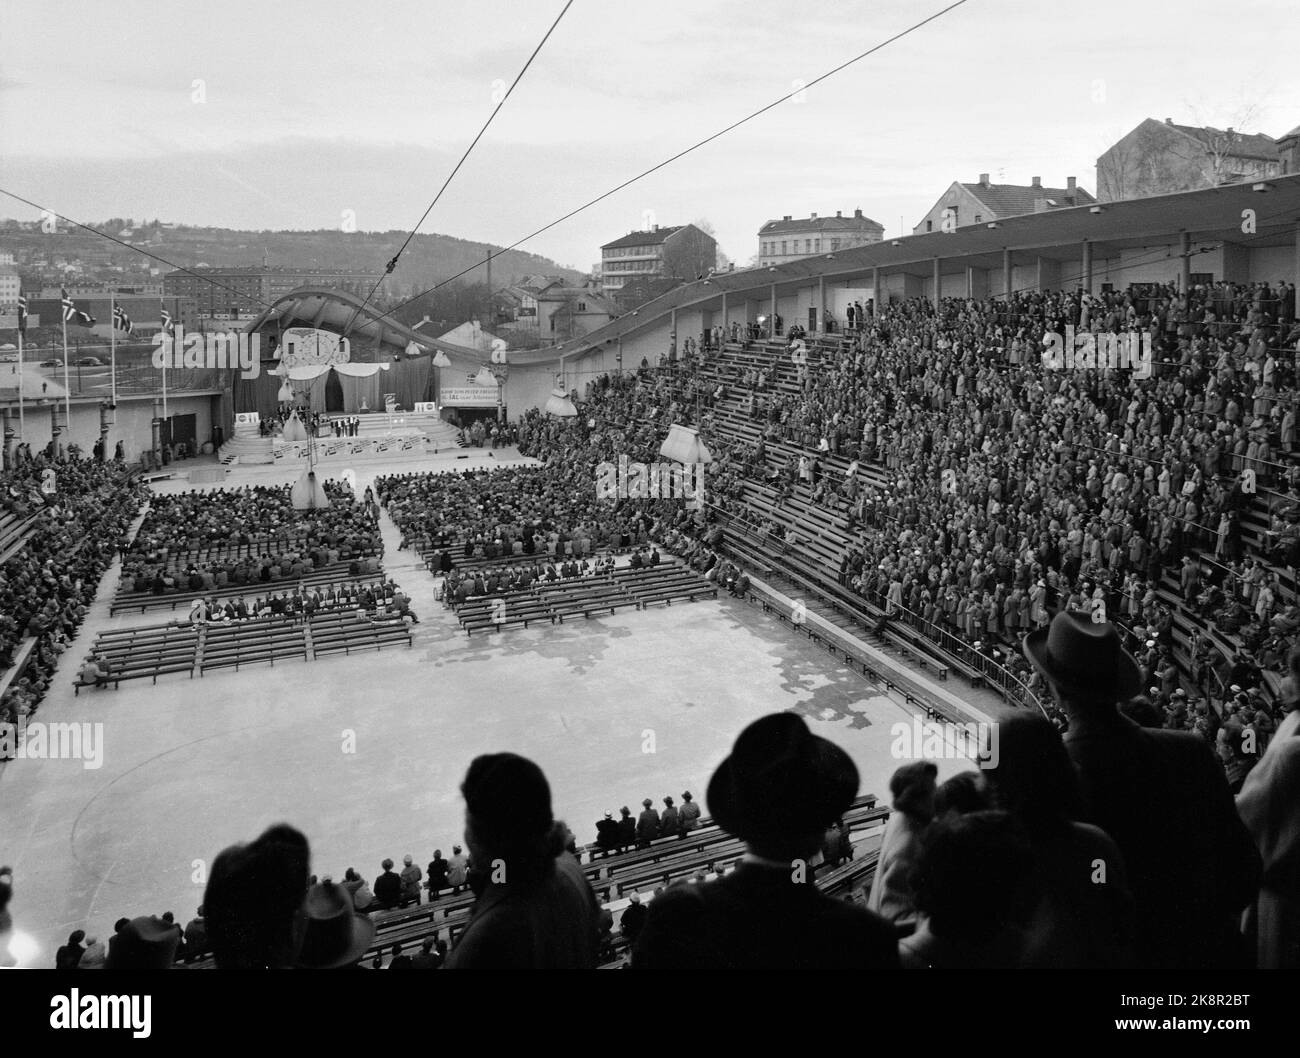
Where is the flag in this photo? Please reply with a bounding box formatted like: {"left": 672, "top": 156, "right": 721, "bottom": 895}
{"left": 61, "top": 287, "right": 95, "bottom": 327}
{"left": 113, "top": 304, "right": 133, "bottom": 335}
{"left": 160, "top": 302, "right": 173, "bottom": 333}
{"left": 16, "top": 293, "right": 26, "bottom": 335}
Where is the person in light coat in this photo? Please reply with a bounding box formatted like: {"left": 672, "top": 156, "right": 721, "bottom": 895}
{"left": 867, "top": 762, "right": 938, "bottom": 927}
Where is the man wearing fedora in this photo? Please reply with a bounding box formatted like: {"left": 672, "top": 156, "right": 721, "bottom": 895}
{"left": 632, "top": 713, "right": 898, "bottom": 969}
{"left": 296, "top": 881, "right": 375, "bottom": 969}
{"left": 105, "top": 916, "right": 183, "bottom": 969}
{"left": 1023, "top": 610, "right": 1261, "bottom": 968}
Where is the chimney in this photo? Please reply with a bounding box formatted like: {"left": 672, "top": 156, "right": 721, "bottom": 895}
{"left": 1067, "top": 176, "right": 1076, "bottom": 192}
{"left": 1165, "top": 117, "right": 1173, "bottom": 125}
{"left": 651, "top": 223, "right": 659, "bottom": 232}
{"left": 1031, "top": 176, "right": 1042, "bottom": 188}
{"left": 783, "top": 215, "right": 792, "bottom": 221}
{"left": 979, "top": 173, "right": 990, "bottom": 187}
{"left": 836, "top": 210, "right": 842, "bottom": 217}
{"left": 810, "top": 212, "right": 817, "bottom": 219}
{"left": 854, "top": 208, "right": 863, "bottom": 219}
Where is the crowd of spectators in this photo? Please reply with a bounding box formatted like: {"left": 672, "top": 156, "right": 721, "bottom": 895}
{"left": 0, "top": 455, "right": 145, "bottom": 735}
{"left": 622, "top": 283, "right": 1300, "bottom": 755}
{"left": 121, "top": 482, "right": 380, "bottom": 594}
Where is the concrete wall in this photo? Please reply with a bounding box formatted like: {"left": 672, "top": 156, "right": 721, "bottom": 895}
{"left": 5, "top": 393, "right": 215, "bottom": 462}
{"left": 1249, "top": 244, "right": 1294, "bottom": 283}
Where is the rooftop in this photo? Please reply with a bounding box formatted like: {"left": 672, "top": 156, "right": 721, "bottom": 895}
{"left": 601, "top": 226, "right": 687, "bottom": 251}
{"left": 759, "top": 211, "right": 884, "bottom": 235}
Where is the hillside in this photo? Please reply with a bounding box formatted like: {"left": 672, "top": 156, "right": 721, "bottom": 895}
{"left": 0, "top": 218, "right": 585, "bottom": 292}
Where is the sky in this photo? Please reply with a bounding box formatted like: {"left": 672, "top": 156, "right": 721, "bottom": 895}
{"left": 1, "top": 0, "right": 1298, "bottom": 273}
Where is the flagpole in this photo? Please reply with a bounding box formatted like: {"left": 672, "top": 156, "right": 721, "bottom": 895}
{"left": 61, "top": 309, "right": 72, "bottom": 450}
{"left": 16, "top": 324, "right": 23, "bottom": 442}
{"left": 110, "top": 293, "right": 118, "bottom": 405}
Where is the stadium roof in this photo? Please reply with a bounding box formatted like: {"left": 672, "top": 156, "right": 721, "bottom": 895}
{"left": 548, "top": 172, "right": 1300, "bottom": 361}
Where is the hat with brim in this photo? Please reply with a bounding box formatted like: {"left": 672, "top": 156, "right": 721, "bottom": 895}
{"left": 1023, "top": 610, "right": 1142, "bottom": 703}
{"left": 296, "top": 882, "right": 375, "bottom": 969}
{"left": 707, "top": 713, "right": 858, "bottom": 858}
{"left": 105, "top": 916, "right": 182, "bottom": 969}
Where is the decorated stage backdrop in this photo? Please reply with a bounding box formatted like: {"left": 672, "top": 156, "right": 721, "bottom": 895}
{"left": 233, "top": 327, "right": 434, "bottom": 418}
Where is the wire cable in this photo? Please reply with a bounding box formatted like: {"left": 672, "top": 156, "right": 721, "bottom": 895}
{"left": 362, "top": 0, "right": 973, "bottom": 331}
{"left": 342, "top": 0, "right": 574, "bottom": 336}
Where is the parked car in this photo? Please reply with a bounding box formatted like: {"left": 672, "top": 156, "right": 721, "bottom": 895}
{"left": 40, "top": 358, "right": 61, "bottom": 367}
{"left": 76, "top": 356, "right": 104, "bottom": 367}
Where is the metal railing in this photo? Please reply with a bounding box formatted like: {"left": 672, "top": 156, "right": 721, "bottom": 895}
{"left": 711, "top": 504, "right": 1049, "bottom": 718}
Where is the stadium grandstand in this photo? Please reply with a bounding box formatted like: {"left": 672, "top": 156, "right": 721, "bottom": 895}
{"left": 2, "top": 3, "right": 1299, "bottom": 998}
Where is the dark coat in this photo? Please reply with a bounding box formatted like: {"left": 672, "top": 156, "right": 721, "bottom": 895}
{"left": 1065, "top": 713, "right": 1261, "bottom": 969}
{"left": 374, "top": 870, "right": 403, "bottom": 909}
{"left": 595, "top": 818, "right": 620, "bottom": 851}
{"left": 445, "top": 853, "right": 600, "bottom": 969}
{"left": 632, "top": 863, "right": 899, "bottom": 970}
{"left": 636, "top": 808, "right": 660, "bottom": 843}
{"left": 617, "top": 817, "right": 636, "bottom": 847}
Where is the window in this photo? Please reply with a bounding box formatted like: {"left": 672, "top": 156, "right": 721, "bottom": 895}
{"left": 831, "top": 239, "right": 840, "bottom": 251}
{"left": 577, "top": 301, "right": 587, "bottom": 312}
{"left": 926, "top": 221, "right": 933, "bottom": 232}
{"left": 813, "top": 239, "right": 820, "bottom": 253}
{"left": 974, "top": 214, "right": 982, "bottom": 223}
{"left": 780, "top": 241, "right": 787, "bottom": 255}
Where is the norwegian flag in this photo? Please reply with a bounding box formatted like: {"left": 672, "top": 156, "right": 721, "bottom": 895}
{"left": 16, "top": 293, "right": 26, "bottom": 335}
{"left": 61, "top": 287, "right": 95, "bottom": 327}
{"left": 160, "top": 302, "right": 173, "bottom": 333}
{"left": 112, "top": 304, "right": 133, "bottom": 335}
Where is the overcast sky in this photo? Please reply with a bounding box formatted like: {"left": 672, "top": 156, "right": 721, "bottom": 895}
{"left": 1, "top": 0, "right": 1297, "bottom": 272}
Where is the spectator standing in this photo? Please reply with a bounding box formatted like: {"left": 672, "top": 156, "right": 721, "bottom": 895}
{"left": 1024, "top": 611, "right": 1261, "bottom": 968}
{"left": 633, "top": 713, "right": 897, "bottom": 969}
{"left": 445, "top": 753, "right": 601, "bottom": 969}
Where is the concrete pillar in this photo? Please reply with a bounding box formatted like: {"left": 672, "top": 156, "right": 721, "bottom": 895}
{"left": 151, "top": 398, "right": 163, "bottom": 467}
{"left": 933, "top": 258, "right": 942, "bottom": 302}
{"left": 720, "top": 290, "right": 727, "bottom": 332}
{"left": 2, "top": 408, "right": 13, "bottom": 472}
{"left": 1081, "top": 240, "right": 1093, "bottom": 295}
{"left": 1221, "top": 241, "right": 1250, "bottom": 283}
{"left": 1003, "top": 249, "right": 1013, "bottom": 300}
{"left": 872, "top": 267, "right": 881, "bottom": 313}
{"left": 1180, "top": 232, "right": 1192, "bottom": 292}
{"left": 1294, "top": 225, "right": 1300, "bottom": 306}
{"left": 98, "top": 401, "right": 112, "bottom": 461}
{"left": 817, "top": 275, "right": 825, "bottom": 331}
{"left": 770, "top": 284, "right": 777, "bottom": 337}
{"left": 50, "top": 403, "right": 63, "bottom": 459}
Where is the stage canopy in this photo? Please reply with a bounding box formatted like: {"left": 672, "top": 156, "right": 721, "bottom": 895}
{"left": 235, "top": 287, "right": 488, "bottom": 418}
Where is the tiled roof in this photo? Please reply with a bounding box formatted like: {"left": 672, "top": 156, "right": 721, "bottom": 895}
{"left": 601, "top": 226, "right": 685, "bottom": 250}
{"left": 960, "top": 182, "right": 1097, "bottom": 216}
{"left": 1167, "top": 123, "right": 1278, "bottom": 161}
{"left": 759, "top": 215, "right": 884, "bottom": 235}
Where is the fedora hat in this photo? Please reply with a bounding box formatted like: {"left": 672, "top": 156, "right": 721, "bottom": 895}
{"left": 105, "top": 916, "right": 182, "bottom": 969}
{"left": 707, "top": 713, "right": 858, "bottom": 858}
{"left": 1023, "top": 610, "right": 1141, "bottom": 702}
{"left": 296, "top": 882, "right": 375, "bottom": 969}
